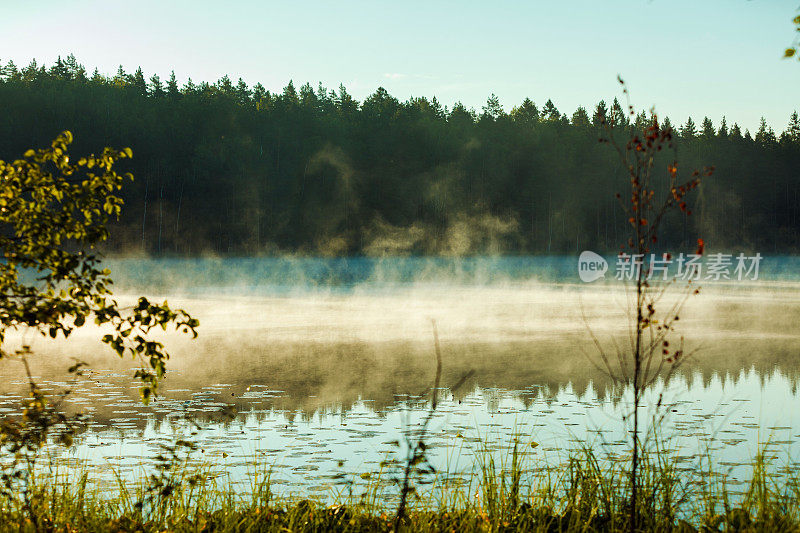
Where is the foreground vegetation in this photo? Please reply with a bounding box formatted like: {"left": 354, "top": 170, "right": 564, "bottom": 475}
{"left": 1, "top": 444, "right": 799, "bottom": 532}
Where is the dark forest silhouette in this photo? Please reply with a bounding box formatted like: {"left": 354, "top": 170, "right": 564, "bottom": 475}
{"left": 1, "top": 55, "right": 799, "bottom": 256}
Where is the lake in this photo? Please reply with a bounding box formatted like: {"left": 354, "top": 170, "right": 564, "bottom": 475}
{"left": 2, "top": 256, "right": 799, "bottom": 501}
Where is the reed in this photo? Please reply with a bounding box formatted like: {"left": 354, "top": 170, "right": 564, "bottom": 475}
{"left": 0, "top": 438, "right": 798, "bottom": 532}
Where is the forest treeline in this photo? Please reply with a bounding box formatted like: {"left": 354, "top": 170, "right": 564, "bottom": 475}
{"left": 1, "top": 55, "right": 799, "bottom": 256}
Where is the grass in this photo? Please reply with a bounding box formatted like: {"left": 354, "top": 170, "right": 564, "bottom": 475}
{"left": 1, "top": 440, "right": 799, "bottom": 532}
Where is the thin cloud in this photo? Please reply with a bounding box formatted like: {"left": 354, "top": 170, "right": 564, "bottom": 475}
{"left": 383, "top": 73, "right": 438, "bottom": 80}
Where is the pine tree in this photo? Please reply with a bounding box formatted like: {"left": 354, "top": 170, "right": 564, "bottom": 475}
{"left": 681, "top": 117, "right": 697, "bottom": 138}
{"left": 364, "top": 87, "right": 399, "bottom": 120}
{"left": 700, "top": 117, "right": 715, "bottom": 138}
{"left": 149, "top": 73, "right": 164, "bottom": 98}
{"left": 183, "top": 77, "right": 196, "bottom": 94}
{"left": 592, "top": 100, "right": 608, "bottom": 127}
{"left": 217, "top": 75, "right": 234, "bottom": 95}
{"left": 130, "top": 67, "right": 147, "bottom": 96}
{"left": 610, "top": 98, "right": 626, "bottom": 127}
{"left": 430, "top": 96, "right": 444, "bottom": 120}
{"left": 316, "top": 82, "right": 328, "bottom": 101}
{"left": 730, "top": 122, "right": 742, "bottom": 139}
{"left": 50, "top": 56, "right": 69, "bottom": 79}
{"left": 336, "top": 84, "right": 358, "bottom": 116}
{"left": 197, "top": 81, "right": 211, "bottom": 97}
{"left": 22, "top": 59, "right": 39, "bottom": 82}
{"left": 74, "top": 64, "right": 87, "bottom": 83}
{"left": 510, "top": 98, "right": 539, "bottom": 126}
{"left": 541, "top": 99, "right": 560, "bottom": 122}
{"left": 633, "top": 110, "right": 648, "bottom": 130}
{"left": 786, "top": 111, "right": 799, "bottom": 142}
{"left": 481, "top": 93, "right": 504, "bottom": 120}
{"left": 167, "top": 71, "right": 179, "bottom": 98}
{"left": 718, "top": 116, "right": 728, "bottom": 137}
{"left": 235, "top": 78, "right": 251, "bottom": 105}
{"left": 406, "top": 96, "right": 429, "bottom": 119}
{"left": 298, "top": 82, "right": 316, "bottom": 110}
{"left": 755, "top": 117, "right": 776, "bottom": 144}
{"left": 2, "top": 60, "right": 19, "bottom": 82}
{"left": 448, "top": 101, "right": 475, "bottom": 126}
{"left": 91, "top": 68, "right": 104, "bottom": 84}
{"left": 281, "top": 80, "right": 300, "bottom": 108}
{"left": 65, "top": 54, "right": 80, "bottom": 77}
{"left": 253, "top": 83, "right": 269, "bottom": 110}
{"left": 571, "top": 106, "right": 590, "bottom": 128}
{"left": 113, "top": 65, "right": 127, "bottom": 87}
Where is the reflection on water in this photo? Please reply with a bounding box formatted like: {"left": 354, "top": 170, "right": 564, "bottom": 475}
{"left": 1, "top": 257, "right": 800, "bottom": 497}
{"left": 8, "top": 369, "right": 800, "bottom": 499}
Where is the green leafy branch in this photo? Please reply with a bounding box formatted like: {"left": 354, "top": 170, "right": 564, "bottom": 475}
{"left": 0, "top": 131, "right": 198, "bottom": 402}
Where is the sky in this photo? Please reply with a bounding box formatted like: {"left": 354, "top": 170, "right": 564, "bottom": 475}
{"left": 1, "top": 0, "right": 799, "bottom": 132}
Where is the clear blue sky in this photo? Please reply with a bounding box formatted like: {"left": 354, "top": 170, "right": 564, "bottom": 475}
{"left": 2, "top": 0, "right": 799, "bottom": 132}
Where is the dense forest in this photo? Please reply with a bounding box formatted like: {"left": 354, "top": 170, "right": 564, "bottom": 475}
{"left": 1, "top": 55, "right": 799, "bottom": 256}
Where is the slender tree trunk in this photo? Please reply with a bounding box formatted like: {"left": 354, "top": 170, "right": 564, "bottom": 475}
{"left": 158, "top": 183, "right": 163, "bottom": 255}
{"left": 547, "top": 194, "right": 552, "bottom": 252}
{"left": 175, "top": 174, "right": 185, "bottom": 253}
{"left": 142, "top": 177, "right": 148, "bottom": 251}
{"left": 631, "top": 224, "right": 645, "bottom": 533}
{"left": 596, "top": 204, "right": 600, "bottom": 248}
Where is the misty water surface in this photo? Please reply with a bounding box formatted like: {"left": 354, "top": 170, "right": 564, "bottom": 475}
{"left": 1, "top": 256, "right": 799, "bottom": 498}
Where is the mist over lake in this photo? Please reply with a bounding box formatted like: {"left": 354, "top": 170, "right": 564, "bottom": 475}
{"left": 3, "top": 256, "right": 798, "bottom": 499}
